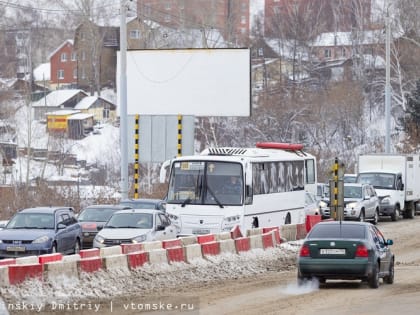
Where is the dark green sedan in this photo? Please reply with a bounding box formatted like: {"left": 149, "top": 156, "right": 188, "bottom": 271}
{"left": 297, "top": 221, "right": 394, "bottom": 288}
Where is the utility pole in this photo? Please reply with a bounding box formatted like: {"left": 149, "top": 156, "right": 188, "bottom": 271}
{"left": 385, "top": 0, "right": 391, "bottom": 153}
{"left": 120, "top": 1, "right": 128, "bottom": 199}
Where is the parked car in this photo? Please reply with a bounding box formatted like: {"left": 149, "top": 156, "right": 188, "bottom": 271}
{"left": 343, "top": 183, "right": 380, "bottom": 224}
{"left": 77, "top": 204, "right": 131, "bottom": 248}
{"left": 93, "top": 209, "right": 177, "bottom": 248}
{"left": 305, "top": 192, "right": 327, "bottom": 216}
{"left": 119, "top": 198, "right": 165, "bottom": 211}
{"left": 297, "top": 221, "right": 395, "bottom": 288}
{"left": 0, "top": 207, "right": 82, "bottom": 258}
{"left": 0, "top": 220, "right": 8, "bottom": 230}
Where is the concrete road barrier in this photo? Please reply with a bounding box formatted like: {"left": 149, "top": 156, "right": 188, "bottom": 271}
{"left": 0, "top": 258, "right": 16, "bottom": 267}
{"left": 184, "top": 244, "right": 203, "bottom": 263}
{"left": 102, "top": 254, "right": 129, "bottom": 271}
{"left": 216, "top": 232, "right": 232, "bottom": 241}
{"left": 246, "top": 228, "right": 263, "bottom": 237}
{"left": 78, "top": 257, "right": 103, "bottom": 273}
{"left": 143, "top": 241, "right": 163, "bottom": 251}
{"left": 148, "top": 248, "right": 168, "bottom": 265}
{"left": 201, "top": 241, "right": 220, "bottom": 256}
{"left": 162, "top": 239, "right": 182, "bottom": 249}
{"left": 127, "top": 251, "right": 149, "bottom": 269}
{"left": 45, "top": 260, "right": 78, "bottom": 281}
{"left": 179, "top": 236, "right": 197, "bottom": 246}
{"left": 262, "top": 227, "right": 281, "bottom": 244}
{"left": 63, "top": 254, "right": 81, "bottom": 262}
{"left": 279, "top": 225, "right": 297, "bottom": 242}
{"left": 15, "top": 256, "right": 38, "bottom": 265}
{"left": 0, "top": 266, "right": 9, "bottom": 286}
{"left": 79, "top": 248, "right": 100, "bottom": 259}
{"left": 235, "top": 237, "right": 251, "bottom": 253}
{"left": 166, "top": 247, "right": 185, "bottom": 263}
{"left": 219, "top": 239, "right": 236, "bottom": 254}
{"left": 8, "top": 264, "right": 43, "bottom": 285}
{"left": 39, "top": 253, "right": 63, "bottom": 264}
{"left": 249, "top": 235, "right": 263, "bottom": 250}
{"left": 121, "top": 243, "right": 144, "bottom": 254}
{"left": 197, "top": 234, "right": 216, "bottom": 244}
{"left": 261, "top": 231, "right": 275, "bottom": 249}
{"left": 99, "top": 246, "right": 122, "bottom": 257}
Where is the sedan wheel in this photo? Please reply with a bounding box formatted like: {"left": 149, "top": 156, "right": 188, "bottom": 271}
{"left": 372, "top": 209, "right": 379, "bottom": 225}
{"left": 74, "top": 239, "right": 81, "bottom": 254}
{"left": 368, "top": 262, "right": 380, "bottom": 289}
{"left": 358, "top": 210, "right": 365, "bottom": 222}
{"left": 384, "top": 259, "right": 395, "bottom": 284}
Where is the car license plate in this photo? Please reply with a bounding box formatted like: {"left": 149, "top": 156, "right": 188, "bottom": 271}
{"left": 320, "top": 248, "right": 345, "bottom": 255}
{"left": 6, "top": 246, "right": 26, "bottom": 252}
{"left": 192, "top": 229, "right": 210, "bottom": 235}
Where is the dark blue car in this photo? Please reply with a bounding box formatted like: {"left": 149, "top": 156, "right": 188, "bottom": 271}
{"left": 0, "top": 207, "right": 82, "bottom": 258}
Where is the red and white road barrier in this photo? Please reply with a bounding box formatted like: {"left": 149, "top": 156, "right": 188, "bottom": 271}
{"left": 1, "top": 221, "right": 326, "bottom": 287}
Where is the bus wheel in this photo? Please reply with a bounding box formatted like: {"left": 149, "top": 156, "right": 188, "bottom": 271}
{"left": 284, "top": 213, "right": 291, "bottom": 225}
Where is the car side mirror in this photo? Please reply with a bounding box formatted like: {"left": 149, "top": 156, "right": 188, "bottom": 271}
{"left": 156, "top": 225, "right": 165, "bottom": 231}
{"left": 57, "top": 223, "right": 66, "bottom": 229}
{"left": 386, "top": 239, "right": 393, "bottom": 246}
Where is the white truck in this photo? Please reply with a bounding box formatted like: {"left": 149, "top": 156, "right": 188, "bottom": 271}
{"left": 356, "top": 154, "right": 420, "bottom": 221}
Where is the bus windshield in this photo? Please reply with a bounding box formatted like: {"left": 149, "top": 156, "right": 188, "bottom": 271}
{"left": 167, "top": 161, "right": 243, "bottom": 206}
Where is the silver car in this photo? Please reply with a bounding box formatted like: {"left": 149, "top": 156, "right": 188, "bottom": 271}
{"left": 343, "top": 183, "right": 380, "bottom": 224}
{"left": 93, "top": 209, "right": 177, "bottom": 248}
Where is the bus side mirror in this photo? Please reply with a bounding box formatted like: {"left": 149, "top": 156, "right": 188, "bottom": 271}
{"left": 160, "top": 160, "right": 171, "bottom": 183}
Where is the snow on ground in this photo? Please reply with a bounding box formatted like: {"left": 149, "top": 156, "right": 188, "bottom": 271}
{"left": 0, "top": 244, "right": 299, "bottom": 308}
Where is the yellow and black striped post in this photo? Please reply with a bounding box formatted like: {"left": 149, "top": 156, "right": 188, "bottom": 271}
{"left": 329, "top": 157, "right": 344, "bottom": 221}
{"left": 177, "top": 115, "right": 182, "bottom": 157}
{"left": 332, "top": 158, "right": 339, "bottom": 220}
{"left": 134, "top": 114, "right": 140, "bottom": 199}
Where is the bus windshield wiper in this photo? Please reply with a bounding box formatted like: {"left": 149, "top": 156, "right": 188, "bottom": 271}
{"left": 206, "top": 186, "right": 224, "bottom": 208}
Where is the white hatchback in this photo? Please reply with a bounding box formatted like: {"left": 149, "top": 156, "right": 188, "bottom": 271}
{"left": 343, "top": 183, "right": 380, "bottom": 224}
{"left": 93, "top": 209, "right": 177, "bottom": 248}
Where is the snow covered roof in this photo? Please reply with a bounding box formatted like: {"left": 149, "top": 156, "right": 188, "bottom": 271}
{"left": 46, "top": 109, "right": 80, "bottom": 116}
{"left": 31, "top": 89, "right": 88, "bottom": 108}
{"left": 74, "top": 96, "right": 98, "bottom": 110}
{"left": 362, "top": 54, "right": 385, "bottom": 69}
{"left": 311, "top": 30, "right": 386, "bottom": 47}
{"left": 33, "top": 63, "right": 51, "bottom": 81}
{"left": 48, "top": 39, "right": 74, "bottom": 60}
{"left": 68, "top": 113, "right": 94, "bottom": 120}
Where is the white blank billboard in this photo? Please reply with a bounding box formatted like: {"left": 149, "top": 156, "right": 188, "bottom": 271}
{"left": 119, "top": 48, "right": 251, "bottom": 116}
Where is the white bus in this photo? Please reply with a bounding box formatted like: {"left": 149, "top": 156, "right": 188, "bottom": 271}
{"left": 160, "top": 143, "right": 317, "bottom": 236}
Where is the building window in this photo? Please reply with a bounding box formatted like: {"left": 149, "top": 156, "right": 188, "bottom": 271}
{"left": 103, "top": 107, "right": 110, "bottom": 119}
{"left": 81, "top": 51, "right": 86, "bottom": 61}
{"left": 130, "top": 30, "right": 140, "bottom": 39}
{"left": 60, "top": 53, "right": 67, "bottom": 62}
{"left": 145, "top": 4, "right": 151, "bottom": 16}
{"left": 73, "top": 68, "right": 77, "bottom": 79}
{"left": 324, "top": 48, "right": 331, "bottom": 59}
{"left": 241, "top": 28, "right": 247, "bottom": 34}
{"left": 241, "top": 2, "right": 247, "bottom": 12}
{"left": 241, "top": 16, "right": 247, "bottom": 25}
{"left": 258, "top": 48, "right": 264, "bottom": 57}
{"left": 57, "top": 69, "right": 64, "bottom": 80}
{"left": 165, "top": 2, "right": 171, "bottom": 10}
{"left": 81, "top": 67, "right": 86, "bottom": 79}
{"left": 164, "top": 14, "right": 171, "bottom": 22}
{"left": 71, "top": 52, "right": 77, "bottom": 61}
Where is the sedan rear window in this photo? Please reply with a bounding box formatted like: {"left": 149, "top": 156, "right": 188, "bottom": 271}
{"left": 308, "top": 224, "right": 366, "bottom": 239}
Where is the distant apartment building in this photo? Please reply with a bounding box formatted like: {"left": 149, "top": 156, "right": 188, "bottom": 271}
{"left": 265, "top": 0, "right": 372, "bottom": 38}
{"left": 73, "top": 21, "right": 119, "bottom": 93}
{"left": 137, "top": 0, "right": 250, "bottom": 45}
{"left": 49, "top": 39, "right": 77, "bottom": 89}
